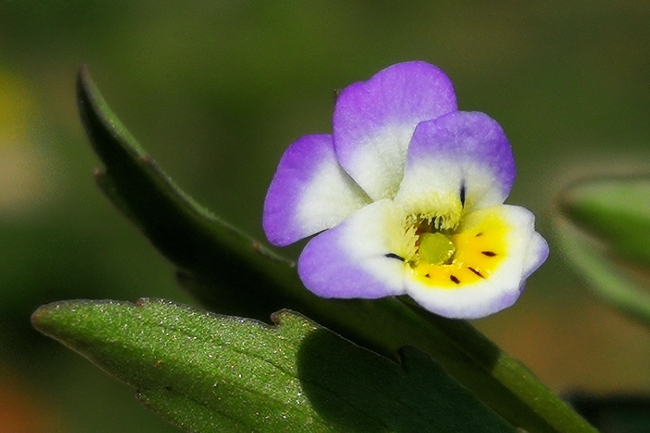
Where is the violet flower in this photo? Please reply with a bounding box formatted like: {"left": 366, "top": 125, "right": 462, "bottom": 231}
{"left": 263, "top": 61, "right": 548, "bottom": 319}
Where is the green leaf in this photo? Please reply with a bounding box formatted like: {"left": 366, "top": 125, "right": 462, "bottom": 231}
{"left": 557, "top": 177, "right": 650, "bottom": 328}
{"left": 32, "top": 298, "right": 518, "bottom": 433}
{"left": 76, "top": 66, "right": 595, "bottom": 433}
{"left": 77, "top": 64, "right": 300, "bottom": 320}
{"left": 555, "top": 221, "right": 650, "bottom": 328}
{"left": 559, "top": 176, "right": 650, "bottom": 269}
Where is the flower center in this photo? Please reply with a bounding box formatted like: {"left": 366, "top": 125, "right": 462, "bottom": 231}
{"left": 398, "top": 208, "right": 509, "bottom": 289}
{"left": 418, "top": 232, "right": 455, "bottom": 265}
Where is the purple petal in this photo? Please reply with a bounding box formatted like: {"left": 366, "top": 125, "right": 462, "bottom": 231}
{"left": 263, "top": 134, "right": 370, "bottom": 246}
{"left": 404, "top": 205, "right": 545, "bottom": 319}
{"left": 297, "top": 200, "right": 407, "bottom": 298}
{"left": 333, "top": 61, "right": 458, "bottom": 201}
{"left": 395, "top": 111, "right": 515, "bottom": 215}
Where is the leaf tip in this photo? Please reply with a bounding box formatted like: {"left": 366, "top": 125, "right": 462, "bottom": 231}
{"left": 76, "top": 63, "right": 95, "bottom": 109}
{"left": 78, "top": 63, "right": 90, "bottom": 83}
{"left": 30, "top": 301, "right": 64, "bottom": 336}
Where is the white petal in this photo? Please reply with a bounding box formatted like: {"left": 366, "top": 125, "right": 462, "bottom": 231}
{"left": 338, "top": 124, "right": 417, "bottom": 201}
{"left": 296, "top": 150, "right": 371, "bottom": 236}
{"left": 522, "top": 231, "right": 549, "bottom": 279}
{"left": 394, "top": 112, "right": 515, "bottom": 223}
{"left": 333, "top": 62, "right": 458, "bottom": 201}
{"left": 298, "top": 200, "right": 408, "bottom": 298}
{"left": 263, "top": 134, "right": 370, "bottom": 246}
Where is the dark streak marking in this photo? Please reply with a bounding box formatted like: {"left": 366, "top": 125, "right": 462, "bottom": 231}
{"left": 450, "top": 275, "right": 460, "bottom": 284}
{"left": 468, "top": 267, "right": 485, "bottom": 278}
{"left": 475, "top": 232, "right": 483, "bottom": 237}
{"left": 385, "top": 253, "right": 405, "bottom": 261}
{"left": 425, "top": 273, "right": 430, "bottom": 278}
{"left": 460, "top": 183, "right": 466, "bottom": 207}
{"left": 482, "top": 251, "right": 497, "bottom": 257}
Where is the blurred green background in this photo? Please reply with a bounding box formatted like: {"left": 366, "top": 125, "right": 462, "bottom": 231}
{"left": 2, "top": 2, "right": 650, "bottom": 432}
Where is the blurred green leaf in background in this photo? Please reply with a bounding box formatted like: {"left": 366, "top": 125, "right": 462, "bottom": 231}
{"left": 557, "top": 177, "right": 650, "bottom": 329}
